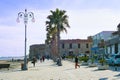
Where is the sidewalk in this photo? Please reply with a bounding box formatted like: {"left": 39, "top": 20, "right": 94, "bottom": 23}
{"left": 0, "top": 59, "right": 120, "bottom": 80}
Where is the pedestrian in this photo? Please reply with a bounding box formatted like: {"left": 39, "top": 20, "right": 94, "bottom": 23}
{"left": 75, "top": 56, "right": 80, "bottom": 69}
{"left": 32, "top": 57, "right": 37, "bottom": 67}
{"left": 40, "top": 56, "right": 42, "bottom": 63}
{"left": 42, "top": 56, "right": 45, "bottom": 62}
{"left": 40, "top": 58, "right": 42, "bottom": 62}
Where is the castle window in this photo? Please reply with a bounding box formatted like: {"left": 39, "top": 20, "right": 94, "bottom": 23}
{"left": 78, "top": 44, "right": 80, "bottom": 48}
{"left": 62, "top": 44, "right": 64, "bottom": 49}
{"left": 86, "top": 43, "right": 89, "bottom": 48}
{"left": 69, "top": 43, "right": 72, "bottom": 49}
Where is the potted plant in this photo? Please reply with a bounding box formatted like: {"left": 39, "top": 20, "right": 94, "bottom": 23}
{"left": 88, "top": 58, "right": 97, "bottom": 67}
{"left": 99, "top": 59, "right": 105, "bottom": 66}
{"left": 97, "top": 39, "right": 109, "bottom": 70}
{"left": 98, "top": 58, "right": 109, "bottom": 70}
{"left": 80, "top": 55, "right": 89, "bottom": 65}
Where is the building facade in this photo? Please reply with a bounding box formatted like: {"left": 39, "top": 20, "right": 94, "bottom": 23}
{"left": 91, "top": 31, "right": 114, "bottom": 54}
{"left": 106, "top": 31, "right": 120, "bottom": 55}
{"left": 29, "top": 38, "right": 92, "bottom": 59}
{"left": 29, "top": 44, "right": 45, "bottom": 59}
{"left": 60, "top": 38, "right": 92, "bottom": 56}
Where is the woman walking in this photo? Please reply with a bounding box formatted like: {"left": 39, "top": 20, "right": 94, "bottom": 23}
{"left": 75, "top": 56, "right": 80, "bottom": 69}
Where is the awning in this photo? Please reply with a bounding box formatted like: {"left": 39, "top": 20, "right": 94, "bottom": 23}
{"left": 91, "top": 47, "right": 99, "bottom": 51}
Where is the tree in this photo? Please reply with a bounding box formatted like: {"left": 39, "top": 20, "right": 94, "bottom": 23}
{"left": 46, "top": 8, "right": 70, "bottom": 66}
{"left": 45, "top": 25, "right": 57, "bottom": 61}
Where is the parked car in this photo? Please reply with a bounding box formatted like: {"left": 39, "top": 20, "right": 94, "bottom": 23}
{"left": 106, "top": 54, "right": 120, "bottom": 66}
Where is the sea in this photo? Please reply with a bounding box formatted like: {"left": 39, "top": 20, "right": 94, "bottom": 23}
{"left": 0, "top": 56, "right": 24, "bottom": 60}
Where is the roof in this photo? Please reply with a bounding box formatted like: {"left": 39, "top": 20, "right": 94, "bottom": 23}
{"left": 60, "top": 39, "right": 92, "bottom": 43}
{"left": 93, "top": 31, "right": 114, "bottom": 36}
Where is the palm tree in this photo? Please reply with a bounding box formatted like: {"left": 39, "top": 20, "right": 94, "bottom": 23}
{"left": 45, "top": 25, "right": 57, "bottom": 60}
{"left": 46, "top": 8, "right": 70, "bottom": 66}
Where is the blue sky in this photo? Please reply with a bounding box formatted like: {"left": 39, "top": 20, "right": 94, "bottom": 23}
{"left": 0, "top": 0, "right": 120, "bottom": 57}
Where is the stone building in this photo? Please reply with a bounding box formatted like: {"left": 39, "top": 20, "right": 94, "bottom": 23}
{"left": 29, "top": 44, "right": 45, "bottom": 60}
{"left": 60, "top": 38, "right": 92, "bottom": 56}
{"left": 29, "top": 38, "right": 92, "bottom": 59}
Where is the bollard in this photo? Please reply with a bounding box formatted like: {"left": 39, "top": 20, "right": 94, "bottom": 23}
{"left": 21, "top": 63, "right": 24, "bottom": 70}
{"left": 57, "top": 58, "right": 62, "bottom": 66}
{"left": 115, "top": 66, "right": 117, "bottom": 71}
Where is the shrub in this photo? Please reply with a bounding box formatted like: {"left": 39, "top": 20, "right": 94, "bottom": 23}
{"left": 79, "top": 56, "right": 89, "bottom": 62}
{"left": 89, "top": 58, "right": 95, "bottom": 64}
{"left": 99, "top": 59, "right": 106, "bottom": 66}
{"left": 66, "top": 56, "right": 73, "bottom": 59}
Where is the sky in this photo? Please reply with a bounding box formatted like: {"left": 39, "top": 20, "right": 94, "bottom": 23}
{"left": 0, "top": 0, "right": 120, "bottom": 57}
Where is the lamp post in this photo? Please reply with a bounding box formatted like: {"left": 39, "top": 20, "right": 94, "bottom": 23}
{"left": 17, "top": 9, "right": 35, "bottom": 70}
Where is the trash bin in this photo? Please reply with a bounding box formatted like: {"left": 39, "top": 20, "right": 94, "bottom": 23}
{"left": 57, "top": 58, "right": 62, "bottom": 66}
{"left": 21, "top": 63, "right": 24, "bottom": 70}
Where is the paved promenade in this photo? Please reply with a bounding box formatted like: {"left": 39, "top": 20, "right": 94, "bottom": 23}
{"left": 0, "top": 59, "right": 120, "bottom": 80}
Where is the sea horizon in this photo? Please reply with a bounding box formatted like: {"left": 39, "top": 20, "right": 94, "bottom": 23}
{"left": 0, "top": 56, "right": 25, "bottom": 60}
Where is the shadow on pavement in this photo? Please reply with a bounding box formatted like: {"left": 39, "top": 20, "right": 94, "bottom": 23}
{"left": 0, "top": 69, "right": 22, "bottom": 73}
{"left": 84, "top": 66, "right": 89, "bottom": 68}
{"left": 91, "top": 66, "right": 120, "bottom": 72}
{"left": 114, "top": 74, "right": 120, "bottom": 77}
{"left": 109, "top": 66, "right": 120, "bottom": 72}
{"left": 64, "top": 68, "right": 75, "bottom": 71}
{"left": 92, "top": 69, "right": 107, "bottom": 71}
{"left": 99, "top": 77, "right": 108, "bottom": 80}
{"left": 50, "top": 64, "right": 58, "bottom": 67}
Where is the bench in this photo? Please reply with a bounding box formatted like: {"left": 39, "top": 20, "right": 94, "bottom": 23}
{"left": 0, "top": 64, "right": 10, "bottom": 70}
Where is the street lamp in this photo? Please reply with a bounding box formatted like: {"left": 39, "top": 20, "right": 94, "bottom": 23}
{"left": 17, "top": 9, "right": 35, "bottom": 70}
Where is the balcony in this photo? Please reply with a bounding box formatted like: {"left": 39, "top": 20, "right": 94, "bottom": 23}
{"left": 106, "top": 37, "right": 120, "bottom": 46}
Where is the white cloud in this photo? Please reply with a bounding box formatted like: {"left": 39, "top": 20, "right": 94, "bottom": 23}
{"left": 61, "top": 9, "right": 120, "bottom": 39}
{"left": 1, "top": 3, "right": 120, "bottom": 56}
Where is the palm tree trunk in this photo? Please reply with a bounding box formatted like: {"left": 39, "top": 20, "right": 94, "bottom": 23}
{"left": 57, "top": 25, "right": 62, "bottom": 66}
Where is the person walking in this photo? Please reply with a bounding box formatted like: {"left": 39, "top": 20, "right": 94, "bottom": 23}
{"left": 42, "top": 56, "right": 45, "bottom": 62}
{"left": 75, "top": 56, "right": 80, "bottom": 69}
{"left": 32, "top": 57, "right": 37, "bottom": 67}
{"left": 40, "top": 56, "right": 42, "bottom": 63}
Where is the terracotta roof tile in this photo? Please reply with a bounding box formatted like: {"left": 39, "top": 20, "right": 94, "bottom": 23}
{"left": 60, "top": 39, "right": 92, "bottom": 43}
